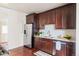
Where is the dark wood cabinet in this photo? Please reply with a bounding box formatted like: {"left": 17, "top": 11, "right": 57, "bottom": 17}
{"left": 40, "top": 38, "right": 53, "bottom": 54}
{"left": 34, "top": 37, "right": 42, "bottom": 49}
{"left": 53, "top": 41, "right": 75, "bottom": 56}
{"left": 26, "top": 4, "right": 76, "bottom": 29}
{"left": 26, "top": 13, "right": 36, "bottom": 24}
{"left": 61, "top": 4, "right": 76, "bottom": 29}
{"left": 34, "top": 37, "right": 75, "bottom": 56}
{"left": 55, "top": 8, "right": 62, "bottom": 29}
{"left": 65, "top": 4, "right": 76, "bottom": 29}
{"left": 38, "top": 10, "right": 56, "bottom": 29}
{"left": 34, "top": 37, "right": 53, "bottom": 55}
{"left": 55, "top": 4, "right": 76, "bottom": 29}
{"left": 38, "top": 12, "right": 49, "bottom": 29}
{"left": 26, "top": 13, "right": 39, "bottom": 32}
{"left": 33, "top": 14, "right": 39, "bottom": 32}
{"left": 50, "top": 10, "right": 56, "bottom": 24}
{"left": 38, "top": 13, "right": 46, "bottom": 29}
{"left": 38, "top": 4, "right": 76, "bottom": 29}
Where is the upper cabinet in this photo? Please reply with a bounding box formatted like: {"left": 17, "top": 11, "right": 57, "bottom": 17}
{"left": 55, "top": 7, "right": 62, "bottom": 29}
{"left": 38, "top": 13, "right": 46, "bottom": 29}
{"left": 50, "top": 10, "right": 56, "bottom": 24}
{"left": 65, "top": 4, "right": 76, "bottom": 29}
{"left": 38, "top": 10, "right": 55, "bottom": 29}
{"left": 26, "top": 13, "right": 39, "bottom": 32}
{"left": 55, "top": 4, "right": 76, "bottom": 29}
{"left": 26, "top": 13, "right": 36, "bottom": 24}
{"left": 26, "top": 3, "right": 76, "bottom": 29}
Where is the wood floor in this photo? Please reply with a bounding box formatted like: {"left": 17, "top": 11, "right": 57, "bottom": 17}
{"left": 9, "top": 46, "right": 38, "bottom": 56}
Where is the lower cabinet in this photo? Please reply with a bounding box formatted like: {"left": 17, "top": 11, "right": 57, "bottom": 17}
{"left": 34, "top": 37, "right": 75, "bottom": 56}
{"left": 40, "top": 38, "right": 53, "bottom": 54}
{"left": 53, "top": 41, "right": 75, "bottom": 56}
{"left": 53, "top": 41, "right": 69, "bottom": 56}
{"left": 34, "top": 38, "right": 53, "bottom": 55}
{"left": 34, "top": 37, "right": 42, "bottom": 49}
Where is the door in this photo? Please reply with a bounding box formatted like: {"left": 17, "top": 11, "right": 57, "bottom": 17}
{"left": 61, "top": 4, "right": 76, "bottom": 29}
{"left": 34, "top": 37, "right": 42, "bottom": 49}
{"left": 66, "top": 4, "right": 76, "bottom": 29}
{"left": 55, "top": 4, "right": 76, "bottom": 29}
{"left": 44, "top": 39, "right": 53, "bottom": 54}
{"left": 26, "top": 13, "right": 36, "bottom": 24}
{"left": 55, "top": 8, "right": 62, "bottom": 29}
{"left": 40, "top": 39, "right": 53, "bottom": 54}
{"left": 38, "top": 13, "right": 46, "bottom": 29}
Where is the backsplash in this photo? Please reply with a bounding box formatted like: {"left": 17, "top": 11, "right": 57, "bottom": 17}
{"left": 39, "top": 24, "right": 76, "bottom": 41}
{"left": 64, "top": 30, "right": 76, "bottom": 41}
{"left": 53, "top": 30, "right": 65, "bottom": 37}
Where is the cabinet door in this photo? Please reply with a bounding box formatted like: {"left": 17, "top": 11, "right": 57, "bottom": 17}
{"left": 45, "top": 39, "right": 53, "bottom": 54}
{"left": 55, "top": 8, "right": 62, "bottom": 29}
{"left": 43, "top": 12, "right": 50, "bottom": 25}
{"left": 67, "top": 42, "right": 75, "bottom": 56}
{"left": 26, "top": 13, "right": 39, "bottom": 33}
{"left": 62, "top": 4, "right": 76, "bottom": 29}
{"left": 49, "top": 10, "right": 56, "bottom": 24}
{"left": 38, "top": 13, "right": 46, "bottom": 29}
{"left": 38, "top": 10, "right": 56, "bottom": 29}
{"left": 44, "top": 10, "right": 56, "bottom": 24}
{"left": 55, "top": 4, "right": 76, "bottom": 29}
{"left": 41, "top": 39, "right": 53, "bottom": 54}
{"left": 33, "top": 14, "right": 39, "bottom": 32}
{"left": 34, "top": 38, "right": 42, "bottom": 49}
{"left": 66, "top": 4, "right": 76, "bottom": 29}
{"left": 26, "top": 14, "right": 35, "bottom": 24}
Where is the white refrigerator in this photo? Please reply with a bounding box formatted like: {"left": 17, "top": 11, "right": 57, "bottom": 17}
{"left": 24, "top": 24, "right": 33, "bottom": 48}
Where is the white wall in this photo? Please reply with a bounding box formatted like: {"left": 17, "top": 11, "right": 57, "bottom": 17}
{"left": 76, "top": 3, "right": 79, "bottom": 56}
{"left": 0, "top": 7, "right": 26, "bottom": 50}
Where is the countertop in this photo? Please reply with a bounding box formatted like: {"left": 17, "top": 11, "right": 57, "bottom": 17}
{"left": 34, "top": 36, "right": 75, "bottom": 43}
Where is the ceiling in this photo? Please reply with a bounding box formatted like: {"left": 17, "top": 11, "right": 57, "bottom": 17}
{"left": 0, "top": 3, "right": 67, "bottom": 14}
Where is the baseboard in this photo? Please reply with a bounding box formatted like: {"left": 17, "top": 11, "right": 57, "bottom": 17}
{"left": 8, "top": 45, "right": 24, "bottom": 50}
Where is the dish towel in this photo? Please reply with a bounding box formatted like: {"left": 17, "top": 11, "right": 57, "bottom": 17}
{"left": 56, "top": 41, "right": 61, "bottom": 51}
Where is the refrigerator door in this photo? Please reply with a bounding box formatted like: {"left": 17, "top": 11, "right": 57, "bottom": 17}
{"left": 24, "top": 24, "right": 32, "bottom": 48}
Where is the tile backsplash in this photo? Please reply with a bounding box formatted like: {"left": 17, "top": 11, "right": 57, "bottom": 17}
{"left": 53, "top": 30, "right": 65, "bottom": 37}
{"left": 39, "top": 24, "right": 76, "bottom": 41}
{"left": 64, "top": 30, "right": 76, "bottom": 41}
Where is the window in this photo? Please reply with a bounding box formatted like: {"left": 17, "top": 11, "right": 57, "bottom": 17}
{"left": 1, "top": 25, "right": 8, "bottom": 34}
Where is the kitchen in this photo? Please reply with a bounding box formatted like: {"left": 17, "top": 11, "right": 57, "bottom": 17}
{"left": 0, "top": 3, "right": 76, "bottom": 56}
{"left": 24, "top": 3, "right": 76, "bottom": 56}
